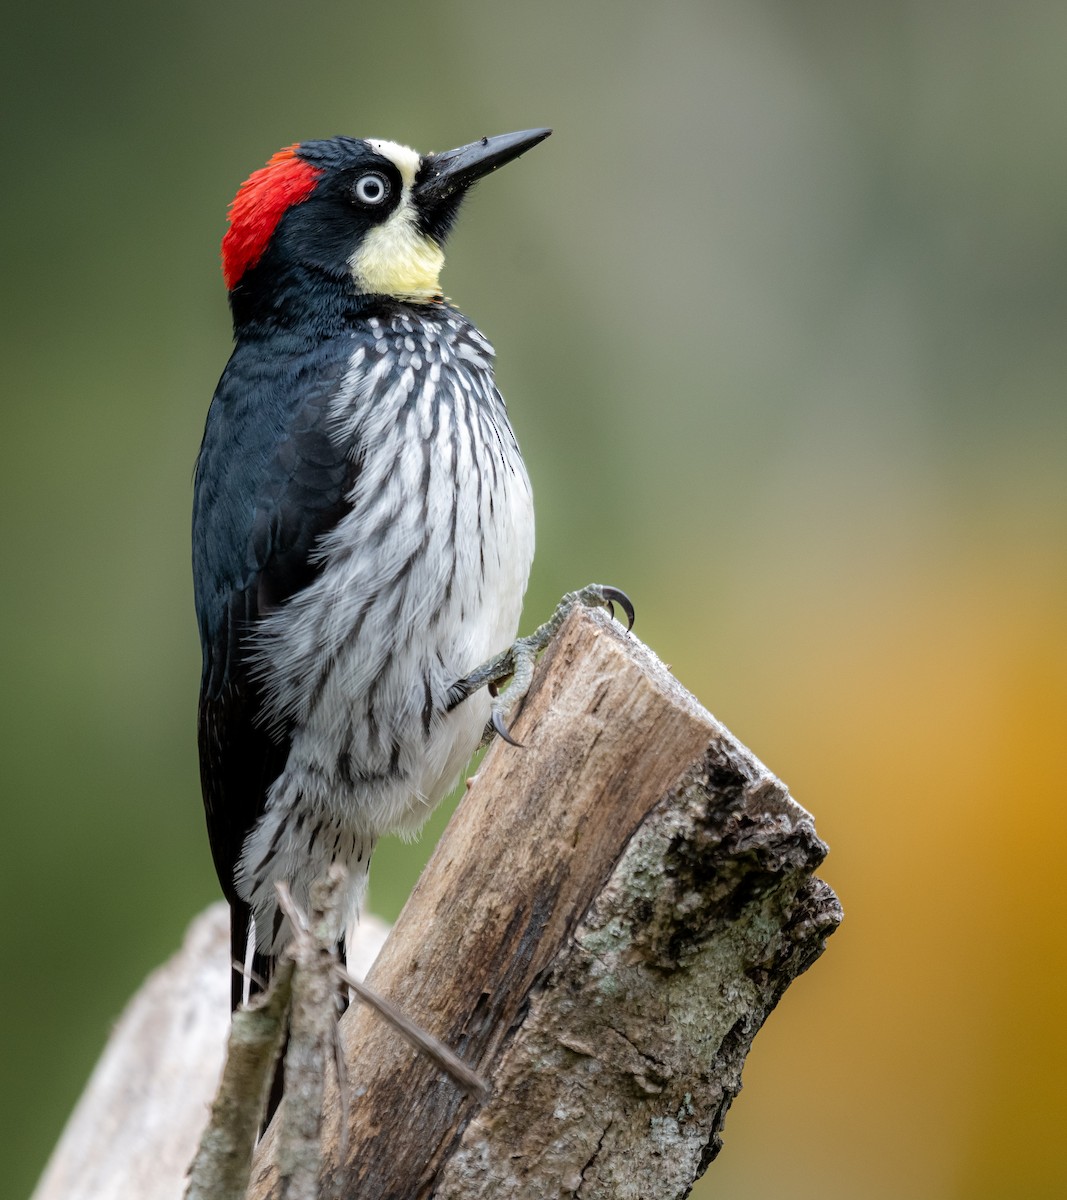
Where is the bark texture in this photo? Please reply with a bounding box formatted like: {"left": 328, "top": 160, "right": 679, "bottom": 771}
{"left": 33, "top": 606, "right": 840, "bottom": 1200}
{"left": 31, "top": 908, "right": 388, "bottom": 1200}
{"left": 245, "top": 606, "right": 841, "bottom": 1199}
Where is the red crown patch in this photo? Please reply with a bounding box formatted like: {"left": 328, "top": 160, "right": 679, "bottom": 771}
{"left": 221, "top": 146, "right": 322, "bottom": 290}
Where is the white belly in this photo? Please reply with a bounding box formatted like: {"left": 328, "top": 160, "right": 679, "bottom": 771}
{"left": 236, "top": 310, "right": 534, "bottom": 950}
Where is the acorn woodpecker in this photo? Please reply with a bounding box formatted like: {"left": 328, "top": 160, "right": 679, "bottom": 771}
{"left": 193, "top": 129, "right": 630, "bottom": 1009}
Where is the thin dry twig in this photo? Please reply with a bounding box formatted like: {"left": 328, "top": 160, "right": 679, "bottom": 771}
{"left": 271, "top": 870, "right": 488, "bottom": 1198}
{"left": 184, "top": 959, "right": 293, "bottom": 1200}
{"left": 274, "top": 879, "right": 341, "bottom": 1200}
{"left": 333, "top": 962, "right": 489, "bottom": 1100}
{"left": 280, "top": 870, "right": 490, "bottom": 1100}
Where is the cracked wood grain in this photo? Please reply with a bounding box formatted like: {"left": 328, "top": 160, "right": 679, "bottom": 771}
{"left": 32, "top": 605, "right": 839, "bottom": 1200}
{"left": 244, "top": 605, "right": 841, "bottom": 1199}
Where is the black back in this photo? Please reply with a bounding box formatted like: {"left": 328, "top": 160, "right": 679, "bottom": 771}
{"left": 193, "top": 329, "right": 359, "bottom": 1004}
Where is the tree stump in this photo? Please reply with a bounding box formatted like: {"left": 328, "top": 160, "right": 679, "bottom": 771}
{"left": 33, "top": 606, "right": 841, "bottom": 1200}
{"left": 246, "top": 606, "right": 841, "bottom": 1198}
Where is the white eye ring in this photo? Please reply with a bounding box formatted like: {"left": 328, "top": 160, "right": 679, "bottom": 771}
{"left": 354, "top": 172, "right": 390, "bottom": 206}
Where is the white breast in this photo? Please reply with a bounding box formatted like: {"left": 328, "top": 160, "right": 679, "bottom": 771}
{"left": 237, "top": 309, "right": 534, "bottom": 950}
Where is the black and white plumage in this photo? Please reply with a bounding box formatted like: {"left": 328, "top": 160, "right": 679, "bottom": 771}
{"left": 193, "top": 131, "right": 547, "bottom": 1005}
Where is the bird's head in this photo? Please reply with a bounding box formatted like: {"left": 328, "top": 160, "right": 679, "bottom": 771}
{"left": 220, "top": 128, "right": 551, "bottom": 326}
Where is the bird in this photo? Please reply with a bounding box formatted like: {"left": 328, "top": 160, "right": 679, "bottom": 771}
{"left": 193, "top": 128, "right": 544, "bottom": 1005}
{"left": 192, "top": 128, "right": 632, "bottom": 1014}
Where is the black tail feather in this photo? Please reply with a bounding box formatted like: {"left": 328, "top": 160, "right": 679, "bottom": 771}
{"left": 230, "top": 900, "right": 286, "bottom": 1127}
{"left": 229, "top": 897, "right": 277, "bottom": 1009}
{"left": 229, "top": 902, "right": 351, "bottom": 1129}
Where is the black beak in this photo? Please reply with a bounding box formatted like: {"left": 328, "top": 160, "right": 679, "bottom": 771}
{"left": 415, "top": 128, "right": 552, "bottom": 240}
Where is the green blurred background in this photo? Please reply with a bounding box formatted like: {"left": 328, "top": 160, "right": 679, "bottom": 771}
{"left": 4, "top": 2, "right": 1065, "bottom": 1197}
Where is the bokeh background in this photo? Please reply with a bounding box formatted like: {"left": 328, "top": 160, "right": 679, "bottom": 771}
{"left": 4, "top": 2, "right": 1065, "bottom": 1197}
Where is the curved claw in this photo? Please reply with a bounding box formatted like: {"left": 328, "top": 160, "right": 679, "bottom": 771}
{"left": 601, "top": 586, "right": 635, "bottom": 631}
{"left": 491, "top": 706, "right": 525, "bottom": 748}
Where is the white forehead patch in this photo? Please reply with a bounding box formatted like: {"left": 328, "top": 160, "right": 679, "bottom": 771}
{"left": 365, "top": 139, "right": 422, "bottom": 188}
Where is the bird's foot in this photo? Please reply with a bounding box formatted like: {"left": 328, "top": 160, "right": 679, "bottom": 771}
{"left": 446, "top": 584, "right": 635, "bottom": 747}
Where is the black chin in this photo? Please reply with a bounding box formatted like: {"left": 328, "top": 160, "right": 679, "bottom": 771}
{"left": 417, "top": 190, "right": 466, "bottom": 243}
{"left": 414, "top": 128, "right": 551, "bottom": 243}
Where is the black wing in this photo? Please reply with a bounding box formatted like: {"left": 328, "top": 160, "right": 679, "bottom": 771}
{"left": 193, "top": 335, "right": 358, "bottom": 1004}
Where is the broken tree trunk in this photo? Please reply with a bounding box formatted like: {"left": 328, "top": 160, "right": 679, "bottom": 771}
{"left": 245, "top": 606, "right": 841, "bottom": 1198}
{"left": 33, "top": 605, "right": 840, "bottom": 1200}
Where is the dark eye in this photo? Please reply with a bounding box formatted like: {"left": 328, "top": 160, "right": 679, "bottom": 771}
{"left": 353, "top": 172, "right": 391, "bottom": 206}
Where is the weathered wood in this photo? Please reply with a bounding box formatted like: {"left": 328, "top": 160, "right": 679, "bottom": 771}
{"left": 30, "top": 907, "right": 389, "bottom": 1200}
{"left": 185, "top": 955, "right": 293, "bottom": 1200}
{"left": 435, "top": 760, "right": 838, "bottom": 1197}
{"left": 32, "top": 904, "right": 232, "bottom": 1200}
{"left": 33, "top": 605, "right": 840, "bottom": 1200}
{"left": 245, "top": 606, "right": 840, "bottom": 1198}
